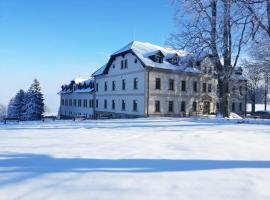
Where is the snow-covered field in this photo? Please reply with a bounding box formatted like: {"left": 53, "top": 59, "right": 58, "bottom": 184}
{"left": 0, "top": 118, "right": 270, "bottom": 200}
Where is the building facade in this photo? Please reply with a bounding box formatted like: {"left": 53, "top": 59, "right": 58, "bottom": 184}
{"left": 59, "top": 41, "right": 247, "bottom": 119}
{"left": 59, "top": 78, "right": 95, "bottom": 119}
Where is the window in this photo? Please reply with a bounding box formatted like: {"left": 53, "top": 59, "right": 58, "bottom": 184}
{"left": 83, "top": 99, "right": 87, "bottom": 108}
{"left": 133, "top": 78, "right": 138, "bottom": 90}
{"left": 193, "top": 81, "right": 197, "bottom": 92}
{"left": 124, "top": 59, "right": 128, "bottom": 68}
{"left": 208, "top": 84, "right": 212, "bottom": 93}
{"left": 156, "top": 78, "right": 161, "bottom": 89}
{"left": 216, "top": 103, "right": 220, "bottom": 113}
{"left": 181, "top": 101, "right": 186, "bottom": 112}
{"left": 96, "top": 99, "right": 98, "bottom": 108}
{"left": 209, "top": 67, "right": 212, "bottom": 74}
{"left": 181, "top": 80, "right": 186, "bottom": 91}
{"left": 154, "top": 56, "right": 163, "bottom": 63}
{"left": 113, "top": 64, "right": 115, "bottom": 69}
{"left": 65, "top": 99, "right": 68, "bottom": 106}
{"left": 121, "top": 60, "right": 124, "bottom": 69}
{"left": 78, "top": 99, "right": 82, "bottom": 107}
{"left": 104, "top": 99, "right": 107, "bottom": 109}
{"left": 169, "top": 79, "right": 174, "bottom": 91}
{"left": 193, "top": 102, "right": 197, "bottom": 112}
{"left": 122, "top": 79, "right": 126, "bottom": 90}
{"left": 240, "top": 86, "right": 243, "bottom": 96}
{"left": 96, "top": 83, "right": 99, "bottom": 92}
{"left": 61, "top": 99, "right": 64, "bottom": 106}
{"left": 239, "top": 103, "right": 242, "bottom": 112}
{"left": 89, "top": 100, "right": 92, "bottom": 108}
{"left": 104, "top": 82, "right": 107, "bottom": 91}
{"left": 112, "top": 81, "right": 116, "bottom": 91}
{"left": 112, "top": 100, "right": 115, "bottom": 110}
{"left": 133, "top": 100, "right": 138, "bottom": 112}
{"left": 168, "top": 101, "right": 173, "bottom": 113}
{"left": 203, "top": 83, "right": 207, "bottom": 92}
{"left": 232, "top": 102, "right": 235, "bottom": 112}
{"left": 73, "top": 99, "right": 77, "bottom": 107}
{"left": 155, "top": 101, "right": 160, "bottom": 112}
{"left": 134, "top": 59, "right": 138, "bottom": 63}
{"left": 69, "top": 99, "right": 72, "bottom": 106}
{"left": 122, "top": 100, "right": 126, "bottom": 110}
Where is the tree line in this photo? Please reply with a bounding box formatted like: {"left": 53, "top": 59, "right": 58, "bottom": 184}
{"left": 7, "top": 79, "right": 45, "bottom": 120}
{"left": 170, "top": 0, "right": 270, "bottom": 117}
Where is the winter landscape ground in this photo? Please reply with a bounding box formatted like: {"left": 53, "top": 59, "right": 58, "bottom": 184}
{"left": 0, "top": 118, "right": 270, "bottom": 200}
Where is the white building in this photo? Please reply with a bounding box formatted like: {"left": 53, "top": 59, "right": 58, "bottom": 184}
{"left": 59, "top": 78, "right": 95, "bottom": 119}
{"left": 59, "top": 41, "right": 247, "bottom": 119}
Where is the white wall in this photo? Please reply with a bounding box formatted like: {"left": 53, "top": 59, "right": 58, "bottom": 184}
{"left": 60, "top": 92, "right": 94, "bottom": 118}
{"left": 95, "top": 52, "right": 145, "bottom": 116}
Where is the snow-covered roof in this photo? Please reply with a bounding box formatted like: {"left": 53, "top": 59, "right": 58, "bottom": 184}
{"left": 92, "top": 64, "right": 107, "bottom": 76}
{"left": 59, "top": 77, "right": 95, "bottom": 94}
{"left": 93, "top": 41, "right": 201, "bottom": 76}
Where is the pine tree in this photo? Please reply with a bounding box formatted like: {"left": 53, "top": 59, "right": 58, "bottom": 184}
{"left": 25, "top": 79, "right": 45, "bottom": 120}
{"left": 13, "top": 89, "right": 25, "bottom": 120}
{"left": 7, "top": 98, "right": 16, "bottom": 118}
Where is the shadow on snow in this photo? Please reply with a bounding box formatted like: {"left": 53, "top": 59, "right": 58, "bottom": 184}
{"left": 0, "top": 153, "right": 269, "bottom": 186}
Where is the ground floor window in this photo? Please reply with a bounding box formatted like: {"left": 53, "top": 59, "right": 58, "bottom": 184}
{"left": 192, "top": 102, "right": 197, "bottom": 112}
{"left": 112, "top": 100, "right": 115, "bottom": 110}
{"left": 104, "top": 99, "right": 107, "bottom": 109}
{"left": 96, "top": 99, "right": 98, "bottom": 108}
{"left": 181, "top": 101, "right": 186, "bottom": 113}
{"left": 239, "top": 103, "right": 242, "bottom": 112}
{"left": 168, "top": 101, "right": 173, "bottom": 113}
{"left": 78, "top": 99, "right": 82, "bottom": 107}
{"left": 133, "top": 100, "right": 138, "bottom": 112}
{"left": 232, "top": 102, "right": 235, "bottom": 112}
{"left": 73, "top": 99, "right": 77, "bottom": 107}
{"left": 155, "top": 101, "right": 160, "bottom": 112}
{"left": 122, "top": 100, "right": 126, "bottom": 111}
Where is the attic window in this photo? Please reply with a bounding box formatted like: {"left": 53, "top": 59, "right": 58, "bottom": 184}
{"left": 167, "top": 56, "right": 179, "bottom": 65}
{"left": 134, "top": 59, "right": 138, "bottom": 63}
{"left": 113, "top": 64, "right": 115, "bottom": 69}
{"left": 155, "top": 56, "right": 163, "bottom": 63}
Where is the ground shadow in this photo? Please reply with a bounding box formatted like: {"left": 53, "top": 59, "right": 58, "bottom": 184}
{"left": 0, "top": 153, "right": 269, "bottom": 186}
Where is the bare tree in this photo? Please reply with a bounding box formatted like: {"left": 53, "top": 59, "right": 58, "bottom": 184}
{"left": 169, "top": 0, "right": 252, "bottom": 117}
{"left": 240, "top": 0, "right": 270, "bottom": 37}
{"left": 249, "top": 37, "right": 270, "bottom": 110}
{"left": 243, "top": 61, "right": 264, "bottom": 113}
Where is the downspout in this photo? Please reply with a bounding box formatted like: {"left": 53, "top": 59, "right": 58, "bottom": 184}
{"left": 147, "top": 68, "right": 150, "bottom": 117}
{"left": 245, "top": 80, "right": 247, "bottom": 118}
{"left": 93, "top": 76, "right": 97, "bottom": 120}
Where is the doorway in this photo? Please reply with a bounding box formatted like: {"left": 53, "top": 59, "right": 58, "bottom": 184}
{"left": 203, "top": 101, "right": 210, "bottom": 115}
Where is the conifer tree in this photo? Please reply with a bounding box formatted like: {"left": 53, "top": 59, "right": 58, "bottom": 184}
{"left": 13, "top": 89, "right": 25, "bottom": 120}
{"left": 25, "top": 79, "right": 45, "bottom": 120}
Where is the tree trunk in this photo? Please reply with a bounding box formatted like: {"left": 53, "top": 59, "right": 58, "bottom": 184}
{"left": 251, "top": 89, "right": 256, "bottom": 114}
{"left": 218, "top": 79, "right": 231, "bottom": 117}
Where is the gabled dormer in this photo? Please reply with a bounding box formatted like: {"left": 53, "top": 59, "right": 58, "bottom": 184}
{"left": 166, "top": 54, "right": 179, "bottom": 65}
{"left": 148, "top": 50, "right": 165, "bottom": 63}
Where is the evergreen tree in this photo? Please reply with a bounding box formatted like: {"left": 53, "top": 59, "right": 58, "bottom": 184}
{"left": 25, "top": 79, "right": 45, "bottom": 120}
{"left": 13, "top": 89, "right": 25, "bottom": 119}
{"left": 7, "top": 98, "right": 16, "bottom": 118}
{"left": 0, "top": 104, "right": 7, "bottom": 120}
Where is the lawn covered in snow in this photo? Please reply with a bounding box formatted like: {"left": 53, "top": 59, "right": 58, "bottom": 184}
{"left": 0, "top": 118, "right": 270, "bottom": 200}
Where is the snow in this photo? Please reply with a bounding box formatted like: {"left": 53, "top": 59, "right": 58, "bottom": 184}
{"left": 0, "top": 118, "right": 270, "bottom": 200}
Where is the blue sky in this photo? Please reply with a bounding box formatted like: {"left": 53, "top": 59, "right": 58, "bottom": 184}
{"left": 0, "top": 0, "right": 175, "bottom": 113}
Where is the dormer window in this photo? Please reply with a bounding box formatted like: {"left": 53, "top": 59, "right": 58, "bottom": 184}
{"left": 154, "top": 55, "right": 163, "bottom": 63}
{"left": 148, "top": 51, "right": 164, "bottom": 63}
{"left": 168, "top": 56, "right": 179, "bottom": 65}
{"left": 167, "top": 54, "right": 179, "bottom": 65}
